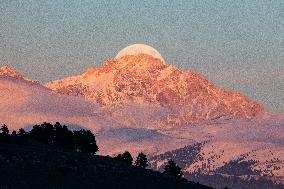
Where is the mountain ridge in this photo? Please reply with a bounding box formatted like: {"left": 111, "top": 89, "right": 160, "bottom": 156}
{"left": 0, "top": 66, "right": 39, "bottom": 83}
{"left": 46, "top": 54, "right": 266, "bottom": 125}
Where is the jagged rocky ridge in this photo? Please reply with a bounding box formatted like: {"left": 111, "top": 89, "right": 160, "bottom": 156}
{"left": 46, "top": 54, "right": 266, "bottom": 126}
{"left": 0, "top": 66, "right": 38, "bottom": 83}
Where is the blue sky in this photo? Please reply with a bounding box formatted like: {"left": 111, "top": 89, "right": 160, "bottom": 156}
{"left": 0, "top": 0, "right": 283, "bottom": 112}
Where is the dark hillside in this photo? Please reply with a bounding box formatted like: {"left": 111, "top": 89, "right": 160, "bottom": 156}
{"left": 0, "top": 143, "right": 213, "bottom": 189}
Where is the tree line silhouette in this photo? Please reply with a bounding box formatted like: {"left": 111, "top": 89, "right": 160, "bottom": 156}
{"left": 0, "top": 122, "right": 98, "bottom": 155}
{"left": 114, "top": 151, "right": 149, "bottom": 169}
{"left": 115, "top": 151, "right": 183, "bottom": 178}
{"left": 0, "top": 122, "right": 184, "bottom": 179}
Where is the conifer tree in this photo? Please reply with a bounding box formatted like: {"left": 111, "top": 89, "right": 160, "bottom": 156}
{"left": 135, "top": 152, "right": 148, "bottom": 168}
{"left": 0, "top": 124, "right": 10, "bottom": 142}
{"left": 116, "top": 151, "right": 133, "bottom": 165}
{"left": 0, "top": 124, "right": 9, "bottom": 135}
{"left": 163, "top": 160, "right": 183, "bottom": 178}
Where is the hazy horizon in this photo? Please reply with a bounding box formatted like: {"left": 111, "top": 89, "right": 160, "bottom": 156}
{"left": 0, "top": 0, "right": 283, "bottom": 113}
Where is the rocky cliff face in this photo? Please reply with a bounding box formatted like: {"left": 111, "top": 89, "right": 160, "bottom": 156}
{"left": 46, "top": 54, "right": 266, "bottom": 125}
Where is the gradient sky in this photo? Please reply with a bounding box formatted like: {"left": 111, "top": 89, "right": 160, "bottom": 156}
{"left": 0, "top": 0, "right": 283, "bottom": 112}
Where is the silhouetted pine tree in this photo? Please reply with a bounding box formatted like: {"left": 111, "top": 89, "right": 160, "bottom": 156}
{"left": 1, "top": 124, "right": 9, "bottom": 134}
{"left": 11, "top": 131, "right": 16, "bottom": 136}
{"left": 54, "top": 122, "right": 73, "bottom": 148}
{"left": 17, "top": 128, "right": 28, "bottom": 144}
{"left": 29, "top": 122, "right": 54, "bottom": 144}
{"left": 163, "top": 160, "right": 183, "bottom": 179}
{"left": 73, "top": 129, "right": 98, "bottom": 155}
{"left": 116, "top": 151, "right": 133, "bottom": 165}
{"left": 0, "top": 124, "right": 10, "bottom": 142}
{"left": 18, "top": 128, "right": 27, "bottom": 136}
{"left": 135, "top": 152, "right": 148, "bottom": 168}
{"left": 9, "top": 130, "right": 17, "bottom": 143}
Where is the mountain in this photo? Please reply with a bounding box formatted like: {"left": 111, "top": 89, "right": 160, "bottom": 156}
{"left": 149, "top": 115, "right": 284, "bottom": 189}
{"left": 0, "top": 67, "right": 173, "bottom": 154}
{"left": 0, "top": 66, "right": 38, "bottom": 83}
{"left": 43, "top": 53, "right": 284, "bottom": 188}
{"left": 0, "top": 67, "right": 101, "bottom": 131}
{"left": 46, "top": 54, "right": 266, "bottom": 127}
{"left": 0, "top": 50, "right": 282, "bottom": 189}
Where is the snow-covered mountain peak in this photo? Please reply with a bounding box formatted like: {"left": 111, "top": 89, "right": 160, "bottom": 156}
{"left": 0, "top": 66, "right": 25, "bottom": 79}
{"left": 97, "top": 54, "right": 167, "bottom": 75}
{"left": 46, "top": 54, "right": 266, "bottom": 124}
{"left": 117, "top": 53, "right": 166, "bottom": 68}
{"left": 0, "top": 66, "right": 39, "bottom": 83}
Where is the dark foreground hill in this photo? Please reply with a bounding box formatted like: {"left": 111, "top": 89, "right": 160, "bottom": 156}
{"left": 0, "top": 143, "right": 213, "bottom": 189}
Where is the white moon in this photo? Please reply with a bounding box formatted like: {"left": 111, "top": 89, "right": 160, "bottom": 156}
{"left": 115, "top": 44, "right": 165, "bottom": 62}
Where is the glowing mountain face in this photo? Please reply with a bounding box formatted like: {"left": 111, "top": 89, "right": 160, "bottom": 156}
{"left": 46, "top": 53, "right": 266, "bottom": 125}
{"left": 0, "top": 66, "right": 26, "bottom": 79}
{"left": 0, "top": 72, "right": 102, "bottom": 132}
{"left": 0, "top": 66, "right": 38, "bottom": 83}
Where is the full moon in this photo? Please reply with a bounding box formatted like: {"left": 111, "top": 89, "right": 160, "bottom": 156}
{"left": 115, "top": 44, "right": 165, "bottom": 62}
